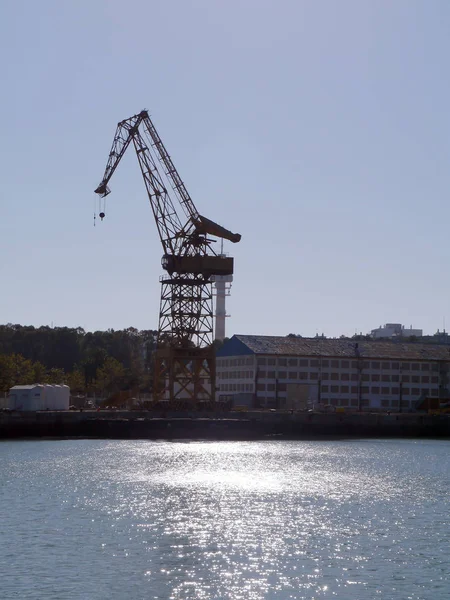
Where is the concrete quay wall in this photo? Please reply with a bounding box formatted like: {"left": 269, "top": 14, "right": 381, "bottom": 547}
{"left": 1, "top": 410, "right": 450, "bottom": 440}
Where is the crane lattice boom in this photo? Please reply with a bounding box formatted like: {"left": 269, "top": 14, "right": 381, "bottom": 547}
{"left": 95, "top": 110, "right": 240, "bottom": 259}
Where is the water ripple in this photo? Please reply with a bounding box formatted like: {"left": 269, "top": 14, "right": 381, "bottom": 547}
{"left": 1, "top": 439, "right": 449, "bottom": 599}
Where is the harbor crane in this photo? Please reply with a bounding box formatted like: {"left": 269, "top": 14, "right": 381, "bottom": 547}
{"left": 94, "top": 110, "right": 241, "bottom": 405}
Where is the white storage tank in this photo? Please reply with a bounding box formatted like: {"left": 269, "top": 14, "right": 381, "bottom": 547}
{"left": 54, "top": 384, "right": 68, "bottom": 410}
{"left": 43, "top": 384, "right": 55, "bottom": 410}
{"left": 41, "top": 383, "right": 69, "bottom": 410}
{"left": 61, "top": 385, "right": 70, "bottom": 410}
{"left": 53, "top": 385, "right": 62, "bottom": 410}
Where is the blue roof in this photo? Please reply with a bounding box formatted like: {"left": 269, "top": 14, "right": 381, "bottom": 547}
{"left": 216, "top": 336, "right": 255, "bottom": 357}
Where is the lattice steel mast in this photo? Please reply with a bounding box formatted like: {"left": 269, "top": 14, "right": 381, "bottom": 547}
{"left": 94, "top": 110, "right": 241, "bottom": 404}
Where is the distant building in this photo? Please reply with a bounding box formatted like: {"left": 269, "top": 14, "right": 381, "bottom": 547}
{"left": 216, "top": 335, "right": 450, "bottom": 411}
{"left": 371, "top": 323, "right": 423, "bottom": 339}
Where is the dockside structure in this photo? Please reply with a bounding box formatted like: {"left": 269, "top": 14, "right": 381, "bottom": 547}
{"left": 216, "top": 335, "right": 450, "bottom": 410}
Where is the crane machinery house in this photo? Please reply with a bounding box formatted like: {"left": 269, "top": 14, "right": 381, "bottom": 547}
{"left": 216, "top": 335, "right": 450, "bottom": 411}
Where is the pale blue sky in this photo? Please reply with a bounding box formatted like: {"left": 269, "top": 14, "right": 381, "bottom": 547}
{"left": 1, "top": 0, "right": 449, "bottom": 338}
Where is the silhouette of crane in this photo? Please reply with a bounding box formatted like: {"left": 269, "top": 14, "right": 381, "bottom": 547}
{"left": 94, "top": 110, "right": 241, "bottom": 405}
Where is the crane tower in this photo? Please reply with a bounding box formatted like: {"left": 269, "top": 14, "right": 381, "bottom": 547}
{"left": 94, "top": 110, "right": 241, "bottom": 405}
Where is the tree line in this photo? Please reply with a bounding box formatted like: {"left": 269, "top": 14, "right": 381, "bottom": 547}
{"left": 0, "top": 324, "right": 157, "bottom": 396}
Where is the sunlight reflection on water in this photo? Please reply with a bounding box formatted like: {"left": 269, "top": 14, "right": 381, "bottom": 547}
{"left": 1, "top": 439, "right": 449, "bottom": 599}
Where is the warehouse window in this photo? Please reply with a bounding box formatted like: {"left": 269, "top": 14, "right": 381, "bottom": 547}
{"left": 278, "top": 383, "right": 287, "bottom": 391}
{"left": 331, "top": 385, "right": 339, "bottom": 393}
{"left": 362, "top": 386, "right": 369, "bottom": 394}
{"left": 431, "top": 364, "right": 439, "bottom": 372}
{"left": 267, "top": 370, "right": 276, "bottom": 378}
{"left": 288, "top": 358, "right": 298, "bottom": 367}
{"left": 278, "top": 371, "right": 287, "bottom": 379}
{"left": 371, "top": 362, "right": 380, "bottom": 370}
{"left": 422, "top": 376, "right": 430, "bottom": 384}
{"left": 382, "top": 374, "right": 390, "bottom": 382}
{"left": 431, "top": 388, "right": 439, "bottom": 396}
{"left": 351, "top": 373, "right": 358, "bottom": 381}
{"left": 341, "top": 373, "right": 349, "bottom": 381}
{"left": 267, "top": 383, "right": 275, "bottom": 391}
{"left": 391, "top": 387, "right": 399, "bottom": 395}
{"left": 391, "top": 374, "right": 399, "bottom": 382}
{"left": 310, "top": 372, "right": 318, "bottom": 380}
{"left": 382, "top": 362, "right": 390, "bottom": 370}
{"left": 351, "top": 386, "right": 358, "bottom": 394}
{"left": 278, "top": 358, "right": 287, "bottom": 366}
{"left": 422, "top": 388, "right": 429, "bottom": 396}
{"left": 372, "top": 374, "right": 380, "bottom": 382}
{"left": 257, "top": 358, "right": 266, "bottom": 366}
{"left": 402, "top": 375, "right": 410, "bottom": 383}
{"left": 246, "top": 358, "right": 253, "bottom": 365}
{"left": 331, "top": 360, "right": 339, "bottom": 368}
{"left": 362, "top": 374, "right": 370, "bottom": 382}
{"left": 321, "top": 372, "right": 329, "bottom": 380}
{"left": 421, "top": 363, "right": 430, "bottom": 371}
{"left": 402, "top": 363, "right": 410, "bottom": 371}
{"left": 331, "top": 373, "right": 339, "bottom": 381}
{"left": 412, "top": 363, "right": 420, "bottom": 371}
{"left": 288, "top": 372, "right": 298, "bottom": 379}
{"left": 267, "top": 358, "right": 276, "bottom": 366}
{"left": 411, "top": 375, "right": 420, "bottom": 384}
{"left": 411, "top": 388, "right": 420, "bottom": 396}
{"left": 431, "top": 376, "right": 439, "bottom": 384}
{"left": 402, "top": 387, "right": 410, "bottom": 395}
{"left": 322, "top": 360, "right": 329, "bottom": 367}
{"left": 299, "top": 359, "right": 308, "bottom": 367}
{"left": 258, "top": 371, "right": 266, "bottom": 378}
{"left": 299, "top": 372, "right": 307, "bottom": 380}
{"left": 341, "top": 360, "right": 349, "bottom": 369}
{"left": 381, "top": 387, "right": 389, "bottom": 395}
{"left": 340, "top": 385, "right": 349, "bottom": 393}
{"left": 391, "top": 362, "right": 399, "bottom": 370}
{"left": 372, "top": 387, "right": 380, "bottom": 394}
{"left": 381, "top": 399, "right": 390, "bottom": 407}
{"left": 321, "top": 385, "right": 329, "bottom": 393}
{"left": 310, "top": 359, "right": 319, "bottom": 367}
{"left": 257, "top": 384, "right": 265, "bottom": 392}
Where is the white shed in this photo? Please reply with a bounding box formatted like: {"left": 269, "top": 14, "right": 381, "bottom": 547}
{"left": 8, "top": 384, "right": 71, "bottom": 411}
{"left": 8, "top": 385, "right": 45, "bottom": 411}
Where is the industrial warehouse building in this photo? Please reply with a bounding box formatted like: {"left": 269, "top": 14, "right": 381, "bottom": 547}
{"left": 216, "top": 335, "right": 450, "bottom": 410}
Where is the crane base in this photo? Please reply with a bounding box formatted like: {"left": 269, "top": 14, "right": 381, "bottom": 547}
{"left": 153, "top": 345, "right": 216, "bottom": 407}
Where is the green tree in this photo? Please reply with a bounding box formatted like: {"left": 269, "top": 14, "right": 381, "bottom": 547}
{"left": 33, "top": 361, "right": 47, "bottom": 384}
{"left": 0, "top": 353, "right": 35, "bottom": 392}
{"left": 95, "top": 357, "right": 126, "bottom": 397}
{"left": 47, "top": 367, "right": 65, "bottom": 384}
{"left": 65, "top": 369, "right": 85, "bottom": 394}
